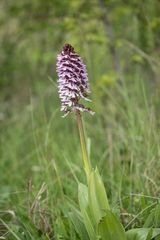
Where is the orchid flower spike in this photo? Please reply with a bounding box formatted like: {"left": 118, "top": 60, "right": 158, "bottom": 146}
{"left": 56, "top": 44, "right": 95, "bottom": 117}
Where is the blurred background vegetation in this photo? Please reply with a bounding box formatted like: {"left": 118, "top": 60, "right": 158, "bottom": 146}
{"left": 0, "top": 0, "right": 160, "bottom": 239}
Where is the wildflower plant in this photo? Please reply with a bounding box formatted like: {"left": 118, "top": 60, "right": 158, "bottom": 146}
{"left": 56, "top": 44, "right": 160, "bottom": 240}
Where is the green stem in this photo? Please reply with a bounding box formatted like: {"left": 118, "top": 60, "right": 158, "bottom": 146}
{"left": 76, "top": 110, "right": 91, "bottom": 179}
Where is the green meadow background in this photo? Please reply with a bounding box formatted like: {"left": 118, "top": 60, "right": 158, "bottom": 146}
{"left": 0, "top": 0, "right": 160, "bottom": 239}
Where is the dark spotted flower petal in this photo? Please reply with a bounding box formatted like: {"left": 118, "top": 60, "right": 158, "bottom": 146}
{"left": 56, "top": 44, "right": 94, "bottom": 117}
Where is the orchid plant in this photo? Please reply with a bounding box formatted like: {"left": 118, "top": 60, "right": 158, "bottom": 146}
{"left": 56, "top": 44, "right": 160, "bottom": 240}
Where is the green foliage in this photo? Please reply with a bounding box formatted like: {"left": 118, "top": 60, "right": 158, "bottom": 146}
{"left": 70, "top": 168, "right": 160, "bottom": 240}
{"left": 1, "top": 0, "right": 160, "bottom": 239}
{"left": 88, "top": 168, "right": 110, "bottom": 225}
{"left": 78, "top": 183, "right": 96, "bottom": 239}
{"left": 69, "top": 206, "right": 89, "bottom": 240}
{"left": 144, "top": 204, "right": 160, "bottom": 228}
{"left": 73, "top": 168, "right": 125, "bottom": 239}
{"left": 126, "top": 228, "right": 160, "bottom": 240}
{"left": 97, "top": 210, "right": 126, "bottom": 240}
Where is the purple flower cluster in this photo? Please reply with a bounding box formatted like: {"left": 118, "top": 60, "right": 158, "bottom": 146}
{"left": 56, "top": 44, "right": 94, "bottom": 117}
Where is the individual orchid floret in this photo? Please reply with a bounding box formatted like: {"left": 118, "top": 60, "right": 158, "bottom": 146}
{"left": 56, "top": 44, "right": 94, "bottom": 117}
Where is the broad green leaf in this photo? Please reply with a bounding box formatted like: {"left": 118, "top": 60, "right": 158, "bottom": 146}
{"left": 78, "top": 183, "right": 96, "bottom": 240}
{"left": 126, "top": 228, "right": 160, "bottom": 240}
{"left": 68, "top": 206, "right": 89, "bottom": 240}
{"left": 144, "top": 204, "right": 160, "bottom": 228}
{"left": 154, "top": 204, "right": 160, "bottom": 227}
{"left": 144, "top": 211, "right": 155, "bottom": 228}
{"left": 146, "top": 229, "right": 153, "bottom": 240}
{"left": 88, "top": 168, "right": 110, "bottom": 225}
{"left": 97, "top": 209, "right": 126, "bottom": 240}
